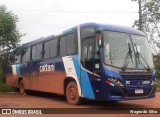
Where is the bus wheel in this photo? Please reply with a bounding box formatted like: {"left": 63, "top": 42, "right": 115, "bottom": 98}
{"left": 19, "top": 80, "right": 26, "bottom": 95}
{"left": 66, "top": 81, "right": 81, "bottom": 105}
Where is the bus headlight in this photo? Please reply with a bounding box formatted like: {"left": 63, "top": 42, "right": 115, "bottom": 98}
{"left": 142, "top": 80, "right": 150, "bottom": 85}
{"left": 107, "top": 78, "right": 124, "bottom": 87}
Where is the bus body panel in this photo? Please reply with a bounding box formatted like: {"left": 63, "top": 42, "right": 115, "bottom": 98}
{"left": 38, "top": 57, "right": 65, "bottom": 94}
{"left": 4, "top": 23, "right": 156, "bottom": 102}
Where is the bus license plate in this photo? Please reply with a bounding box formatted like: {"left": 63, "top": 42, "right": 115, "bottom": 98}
{"left": 135, "top": 89, "right": 143, "bottom": 94}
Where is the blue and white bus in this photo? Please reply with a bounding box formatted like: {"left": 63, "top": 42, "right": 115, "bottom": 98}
{"left": 5, "top": 23, "right": 156, "bottom": 105}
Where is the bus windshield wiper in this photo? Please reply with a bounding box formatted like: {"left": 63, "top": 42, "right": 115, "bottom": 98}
{"left": 122, "top": 43, "right": 133, "bottom": 71}
{"left": 134, "top": 43, "right": 151, "bottom": 71}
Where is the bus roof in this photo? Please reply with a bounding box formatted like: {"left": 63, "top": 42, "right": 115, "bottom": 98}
{"left": 14, "top": 23, "right": 145, "bottom": 51}
{"left": 64, "top": 22, "right": 145, "bottom": 36}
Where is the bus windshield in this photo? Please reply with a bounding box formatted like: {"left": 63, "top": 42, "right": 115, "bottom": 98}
{"left": 103, "top": 31, "right": 154, "bottom": 70}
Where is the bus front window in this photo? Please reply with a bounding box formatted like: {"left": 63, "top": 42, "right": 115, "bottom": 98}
{"left": 103, "top": 31, "right": 136, "bottom": 69}
{"left": 103, "top": 31, "right": 153, "bottom": 70}
{"left": 131, "top": 35, "right": 154, "bottom": 69}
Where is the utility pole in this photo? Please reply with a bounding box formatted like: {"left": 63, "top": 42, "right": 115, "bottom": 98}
{"left": 138, "top": 0, "right": 142, "bottom": 31}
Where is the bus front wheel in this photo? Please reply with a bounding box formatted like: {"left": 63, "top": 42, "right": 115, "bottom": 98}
{"left": 66, "top": 81, "right": 81, "bottom": 105}
{"left": 19, "top": 80, "right": 26, "bottom": 95}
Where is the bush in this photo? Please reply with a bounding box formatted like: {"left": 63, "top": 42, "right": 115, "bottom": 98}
{"left": 0, "top": 56, "right": 15, "bottom": 92}
{"left": 157, "top": 79, "right": 160, "bottom": 91}
{"left": 155, "top": 63, "right": 160, "bottom": 91}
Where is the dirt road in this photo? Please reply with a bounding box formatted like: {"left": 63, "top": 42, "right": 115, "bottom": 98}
{"left": 0, "top": 92, "right": 159, "bottom": 116}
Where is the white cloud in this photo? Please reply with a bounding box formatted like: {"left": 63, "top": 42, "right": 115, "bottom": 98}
{"left": 1, "top": 0, "right": 139, "bottom": 44}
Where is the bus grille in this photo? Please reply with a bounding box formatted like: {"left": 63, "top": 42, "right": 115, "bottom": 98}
{"left": 121, "top": 75, "right": 152, "bottom": 80}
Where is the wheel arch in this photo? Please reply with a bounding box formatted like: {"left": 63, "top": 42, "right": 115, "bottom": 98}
{"left": 64, "top": 77, "right": 81, "bottom": 97}
{"left": 18, "top": 77, "right": 23, "bottom": 88}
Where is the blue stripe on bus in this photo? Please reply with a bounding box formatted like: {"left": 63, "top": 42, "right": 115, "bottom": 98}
{"left": 81, "top": 71, "right": 95, "bottom": 99}
{"left": 72, "top": 55, "right": 80, "bottom": 78}
{"left": 72, "top": 55, "right": 95, "bottom": 99}
{"left": 16, "top": 64, "right": 21, "bottom": 75}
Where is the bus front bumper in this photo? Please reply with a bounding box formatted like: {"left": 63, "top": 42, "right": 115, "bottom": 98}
{"left": 96, "top": 84, "right": 156, "bottom": 101}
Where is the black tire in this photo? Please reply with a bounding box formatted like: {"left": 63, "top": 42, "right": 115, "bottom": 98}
{"left": 19, "top": 80, "right": 26, "bottom": 95}
{"left": 66, "top": 81, "right": 82, "bottom": 105}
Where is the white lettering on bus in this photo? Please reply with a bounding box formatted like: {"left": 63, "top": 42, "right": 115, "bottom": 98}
{"left": 39, "top": 64, "right": 55, "bottom": 72}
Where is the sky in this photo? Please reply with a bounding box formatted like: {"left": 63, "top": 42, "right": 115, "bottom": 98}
{"left": 1, "top": 0, "right": 139, "bottom": 44}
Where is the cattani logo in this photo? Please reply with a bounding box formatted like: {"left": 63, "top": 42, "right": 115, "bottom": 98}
{"left": 39, "top": 64, "right": 55, "bottom": 72}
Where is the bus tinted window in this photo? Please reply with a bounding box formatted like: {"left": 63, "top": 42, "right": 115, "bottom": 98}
{"left": 31, "top": 45, "right": 36, "bottom": 60}
{"left": 44, "top": 41, "right": 50, "bottom": 59}
{"left": 50, "top": 39, "right": 57, "bottom": 58}
{"left": 15, "top": 52, "right": 21, "bottom": 63}
{"left": 59, "top": 36, "right": 67, "bottom": 56}
{"left": 31, "top": 44, "right": 42, "bottom": 60}
{"left": 26, "top": 47, "right": 31, "bottom": 61}
{"left": 21, "top": 49, "right": 26, "bottom": 62}
{"left": 36, "top": 44, "right": 42, "bottom": 60}
{"left": 66, "top": 33, "right": 75, "bottom": 55}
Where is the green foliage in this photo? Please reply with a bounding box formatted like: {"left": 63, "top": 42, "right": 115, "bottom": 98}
{"left": 132, "top": 0, "right": 160, "bottom": 53}
{"left": 155, "top": 63, "right": 160, "bottom": 78}
{"left": 0, "top": 82, "right": 15, "bottom": 92}
{"left": 0, "top": 5, "right": 20, "bottom": 92}
{"left": 157, "top": 79, "right": 160, "bottom": 91}
{"left": 0, "top": 5, "right": 21, "bottom": 49}
{"left": 155, "top": 63, "right": 160, "bottom": 90}
{"left": 0, "top": 58, "right": 15, "bottom": 92}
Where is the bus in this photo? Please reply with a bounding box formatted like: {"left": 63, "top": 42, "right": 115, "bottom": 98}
{"left": 5, "top": 23, "right": 156, "bottom": 105}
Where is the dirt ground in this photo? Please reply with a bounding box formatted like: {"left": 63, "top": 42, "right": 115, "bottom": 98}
{"left": 0, "top": 91, "right": 159, "bottom": 116}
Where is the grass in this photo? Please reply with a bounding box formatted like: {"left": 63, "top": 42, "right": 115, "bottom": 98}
{"left": 0, "top": 82, "right": 15, "bottom": 92}
{"left": 0, "top": 80, "right": 16, "bottom": 92}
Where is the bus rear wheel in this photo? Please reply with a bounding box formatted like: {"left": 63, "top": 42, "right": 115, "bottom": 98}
{"left": 19, "top": 80, "right": 26, "bottom": 95}
{"left": 66, "top": 81, "right": 81, "bottom": 105}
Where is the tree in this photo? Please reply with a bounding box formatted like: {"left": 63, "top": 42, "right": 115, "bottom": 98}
{"left": 0, "top": 5, "right": 21, "bottom": 50}
{"left": 132, "top": 0, "right": 160, "bottom": 54}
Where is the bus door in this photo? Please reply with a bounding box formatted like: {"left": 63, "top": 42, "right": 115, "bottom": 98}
{"left": 81, "top": 35, "right": 101, "bottom": 98}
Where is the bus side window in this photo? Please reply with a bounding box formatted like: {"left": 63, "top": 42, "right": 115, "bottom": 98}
{"left": 44, "top": 41, "right": 50, "bottom": 59}
{"left": 59, "top": 36, "right": 67, "bottom": 56}
{"left": 36, "top": 44, "right": 42, "bottom": 60}
{"left": 59, "top": 33, "right": 75, "bottom": 57}
{"left": 31, "top": 44, "right": 42, "bottom": 60}
{"left": 26, "top": 47, "right": 31, "bottom": 62}
{"left": 66, "top": 33, "right": 75, "bottom": 55}
{"left": 21, "top": 48, "right": 26, "bottom": 62}
{"left": 50, "top": 39, "right": 57, "bottom": 58}
{"left": 22, "top": 47, "right": 31, "bottom": 62}
{"left": 44, "top": 39, "right": 58, "bottom": 59}
{"left": 15, "top": 51, "right": 21, "bottom": 63}
{"left": 31, "top": 45, "right": 36, "bottom": 60}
